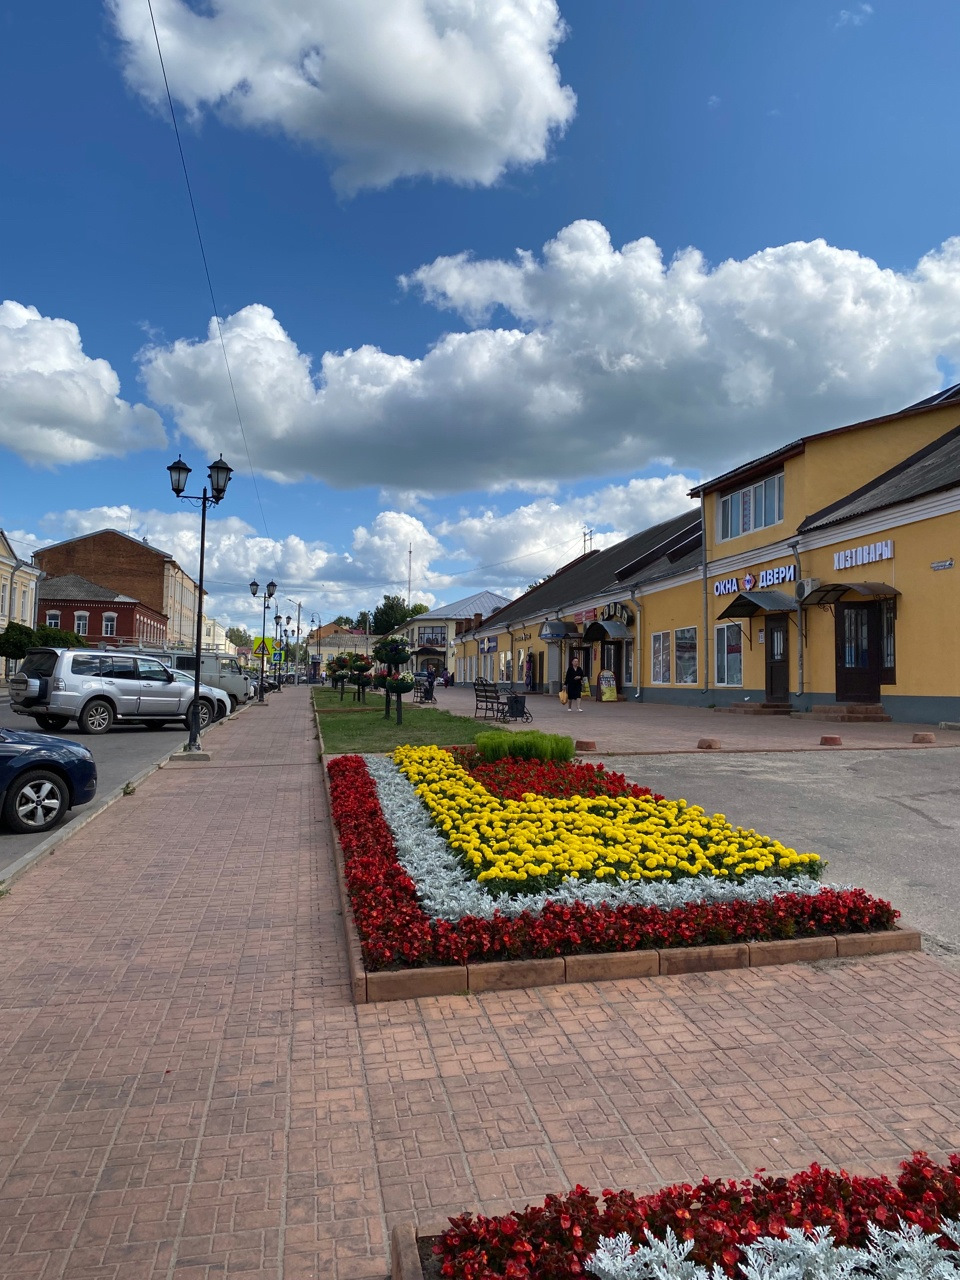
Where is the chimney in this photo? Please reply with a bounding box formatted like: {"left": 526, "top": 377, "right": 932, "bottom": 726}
{"left": 473, "top": 612, "right": 483, "bottom": 629}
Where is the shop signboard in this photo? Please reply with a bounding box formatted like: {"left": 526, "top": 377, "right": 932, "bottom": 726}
{"left": 574, "top": 608, "right": 598, "bottom": 623}
{"left": 599, "top": 601, "right": 634, "bottom": 626}
{"left": 598, "top": 670, "right": 618, "bottom": 701}
{"left": 479, "top": 636, "right": 499, "bottom": 653}
{"left": 713, "top": 562, "right": 796, "bottom": 597}
{"left": 832, "top": 539, "right": 894, "bottom": 570}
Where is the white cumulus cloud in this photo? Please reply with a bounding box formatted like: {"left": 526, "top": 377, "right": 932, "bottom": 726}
{"left": 139, "top": 226, "right": 960, "bottom": 492}
{"left": 0, "top": 301, "right": 165, "bottom": 465}
{"left": 108, "top": 0, "right": 576, "bottom": 192}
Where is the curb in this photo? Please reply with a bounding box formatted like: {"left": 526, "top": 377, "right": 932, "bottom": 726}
{"left": 0, "top": 701, "right": 250, "bottom": 889}
{"left": 318, "top": 738, "right": 922, "bottom": 1004}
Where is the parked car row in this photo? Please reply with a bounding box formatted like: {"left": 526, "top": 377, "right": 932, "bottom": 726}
{"left": 8, "top": 647, "right": 237, "bottom": 737}
{"left": 0, "top": 725, "right": 98, "bottom": 835}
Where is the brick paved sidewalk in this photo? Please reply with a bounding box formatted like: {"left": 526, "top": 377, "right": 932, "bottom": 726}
{"left": 2, "top": 692, "right": 960, "bottom": 1279}
{"left": 434, "top": 684, "right": 960, "bottom": 752}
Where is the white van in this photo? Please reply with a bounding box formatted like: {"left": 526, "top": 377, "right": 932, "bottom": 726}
{"left": 135, "top": 650, "right": 252, "bottom": 710}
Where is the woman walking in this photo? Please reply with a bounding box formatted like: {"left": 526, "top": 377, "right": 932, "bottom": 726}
{"left": 564, "top": 655, "right": 585, "bottom": 712}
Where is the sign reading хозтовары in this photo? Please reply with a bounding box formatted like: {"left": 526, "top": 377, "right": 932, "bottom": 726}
{"left": 832, "top": 539, "right": 894, "bottom": 571}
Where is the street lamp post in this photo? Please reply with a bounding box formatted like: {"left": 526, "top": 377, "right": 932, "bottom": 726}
{"left": 286, "top": 599, "right": 303, "bottom": 683}
{"left": 249, "top": 579, "right": 277, "bottom": 702}
{"left": 309, "top": 612, "right": 321, "bottom": 681}
{"left": 274, "top": 610, "right": 284, "bottom": 690}
{"left": 167, "top": 453, "right": 233, "bottom": 752}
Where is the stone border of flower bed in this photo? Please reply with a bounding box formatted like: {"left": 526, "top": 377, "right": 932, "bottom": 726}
{"left": 316, "top": 736, "right": 921, "bottom": 1005}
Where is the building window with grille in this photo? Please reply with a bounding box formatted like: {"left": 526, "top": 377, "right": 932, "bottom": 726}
{"left": 74, "top": 611, "right": 89, "bottom": 637}
{"left": 674, "top": 627, "right": 698, "bottom": 684}
{"left": 103, "top": 613, "right": 117, "bottom": 637}
{"left": 651, "top": 631, "right": 671, "bottom": 684}
{"left": 46, "top": 610, "right": 61, "bottom": 629}
{"left": 715, "top": 623, "right": 743, "bottom": 686}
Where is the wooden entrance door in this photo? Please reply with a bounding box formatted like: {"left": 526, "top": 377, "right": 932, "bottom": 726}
{"left": 764, "top": 614, "right": 790, "bottom": 703}
{"left": 835, "top": 602, "right": 882, "bottom": 703}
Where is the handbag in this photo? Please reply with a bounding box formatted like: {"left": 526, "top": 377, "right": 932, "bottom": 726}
{"left": 558, "top": 689, "right": 568, "bottom": 705}
{"left": 581, "top": 680, "right": 590, "bottom": 698}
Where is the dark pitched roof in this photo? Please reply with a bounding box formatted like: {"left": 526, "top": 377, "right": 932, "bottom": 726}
{"left": 473, "top": 510, "right": 702, "bottom": 631}
{"left": 38, "top": 574, "right": 138, "bottom": 603}
{"left": 800, "top": 424, "right": 960, "bottom": 532}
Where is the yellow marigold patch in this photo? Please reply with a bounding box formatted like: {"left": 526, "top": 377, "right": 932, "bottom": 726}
{"left": 392, "top": 745, "right": 821, "bottom": 896}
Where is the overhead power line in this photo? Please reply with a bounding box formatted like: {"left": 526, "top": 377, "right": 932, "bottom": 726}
{"left": 145, "top": 0, "right": 270, "bottom": 541}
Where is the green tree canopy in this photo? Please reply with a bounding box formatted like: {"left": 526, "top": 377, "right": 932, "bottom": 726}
{"left": 226, "top": 626, "right": 252, "bottom": 649}
{"left": 0, "top": 622, "right": 39, "bottom": 660}
{"left": 34, "top": 624, "right": 86, "bottom": 648}
{"left": 332, "top": 614, "right": 355, "bottom": 628}
{"left": 355, "top": 609, "right": 372, "bottom": 632}
{"left": 409, "top": 603, "right": 430, "bottom": 617}
{"left": 372, "top": 594, "right": 412, "bottom": 635}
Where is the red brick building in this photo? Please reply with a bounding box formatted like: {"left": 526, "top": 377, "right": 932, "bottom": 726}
{"left": 38, "top": 574, "right": 167, "bottom": 647}
{"left": 34, "top": 530, "right": 201, "bottom": 645}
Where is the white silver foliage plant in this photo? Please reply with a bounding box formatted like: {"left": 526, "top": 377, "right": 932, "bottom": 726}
{"left": 586, "top": 1221, "right": 960, "bottom": 1280}
{"left": 365, "top": 754, "right": 846, "bottom": 923}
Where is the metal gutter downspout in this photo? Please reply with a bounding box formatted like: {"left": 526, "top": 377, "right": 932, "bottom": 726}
{"left": 629, "top": 587, "right": 642, "bottom": 701}
{"left": 789, "top": 539, "right": 804, "bottom": 698}
{"left": 700, "top": 493, "right": 709, "bottom": 695}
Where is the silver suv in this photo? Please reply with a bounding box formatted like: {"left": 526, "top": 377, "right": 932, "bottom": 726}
{"left": 9, "top": 648, "right": 220, "bottom": 735}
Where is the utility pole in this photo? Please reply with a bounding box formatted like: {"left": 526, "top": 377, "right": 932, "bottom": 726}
{"left": 407, "top": 543, "right": 412, "bottom": 607}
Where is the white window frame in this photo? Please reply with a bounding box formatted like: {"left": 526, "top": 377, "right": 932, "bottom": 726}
{"left": 45, "top": 610, "right": 61, "bottom": 628}
{"left": 102, "top": 613, "right": 117, "bottom": 637}
{"left": 718, "top": 472, "right": 785, "bottom": 542}
{"left": 715, "top": 623, "right": 743, "bottom": 687}
{"left": 74, "top": 611, "right": 89, "bottom": 637}
{"left": 651, "top": 631, "right": 671, "bottom": 684}
{"left": 674, "top": 627, "right": 698, "bottom": 685}
{"left": 0, "top": 581, "right": 6, "bottom": 617}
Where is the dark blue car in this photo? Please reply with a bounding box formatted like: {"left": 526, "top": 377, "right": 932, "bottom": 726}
{"left": 0, "top": 727, "right": 98, "bottom": 835}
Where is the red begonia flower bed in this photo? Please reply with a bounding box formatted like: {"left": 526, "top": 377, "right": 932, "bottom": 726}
{"left": 433, "top": 1151, "right": 960, "bottom": 1278}
{"left": 327, "top": 754, "right": 896, "bottom": 971}
{"left": 447, "top": 751, "right": 665, "bottom": 802}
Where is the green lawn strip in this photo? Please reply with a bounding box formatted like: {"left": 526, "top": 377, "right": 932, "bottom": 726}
{"left": 315, "top": 694, "right": 482, "bottom": 752}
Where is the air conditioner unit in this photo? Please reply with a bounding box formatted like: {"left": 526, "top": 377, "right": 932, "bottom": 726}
{"left": 795, "top": 577, "right": 821, "bottom": 602}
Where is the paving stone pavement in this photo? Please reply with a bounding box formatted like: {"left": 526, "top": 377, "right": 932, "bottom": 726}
{"left": 2, "top": 692, "right": 960, "bottom": 1279}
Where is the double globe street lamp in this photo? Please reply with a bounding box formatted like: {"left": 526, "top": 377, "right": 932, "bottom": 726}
{"left": 167, "top": 453, "right": 234, "bottom": 751}
{"left": 249, "top": 578, "right": 277, "bottom": 702}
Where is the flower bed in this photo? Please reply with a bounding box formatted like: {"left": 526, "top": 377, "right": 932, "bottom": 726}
{"left": 393, "top": 745, "right": 821, "bottom": 894}
{"left": 427, "top": 1151, "right": 960, "bottom": 1279}
{"left": 448, "top": 750, "right": 661, "bottom": 803}
{"left": 327, "top": 752, "right": 897, "bottom": 973}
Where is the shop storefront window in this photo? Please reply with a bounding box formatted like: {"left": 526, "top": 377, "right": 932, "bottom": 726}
{"left": 651, "top": 631, "right": 671, "bottom": 684}
{"left": 715, "top": 623, "right": 742, "bottom": 685}
{"left": 624, "top": 642, "right": 633, "bottom": 685}
{"left": 674, "top": 627, "right": 698, "bottom": 684}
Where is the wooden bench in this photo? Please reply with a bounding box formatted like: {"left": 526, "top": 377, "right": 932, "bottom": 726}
{"left": 473, "top": 679, "right": 508, "bottom": 721}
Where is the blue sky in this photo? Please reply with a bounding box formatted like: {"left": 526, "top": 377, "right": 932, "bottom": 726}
{"left": 3, "top": 0, "right": 960, "bottom": 633}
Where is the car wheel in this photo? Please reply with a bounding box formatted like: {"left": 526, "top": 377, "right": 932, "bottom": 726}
{"left": 2, "top": 769, "right": 69, "bottom": 834}
{"left": 228, "top": 695, "right": 239, "bottom": 713}
{"left": 34, "top": 714, "right": 70, "bottom": 731}
{"left": 78, "top": 699, "right": 114, "bottom": 735}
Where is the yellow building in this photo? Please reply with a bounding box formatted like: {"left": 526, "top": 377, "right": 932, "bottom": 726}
{"left": 457, "top": 384, "right": 960, "bottom": 723}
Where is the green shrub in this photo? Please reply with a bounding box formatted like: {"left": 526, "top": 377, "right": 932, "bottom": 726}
{"left": 474, "top": 730, "right": 574, "bottom": 763}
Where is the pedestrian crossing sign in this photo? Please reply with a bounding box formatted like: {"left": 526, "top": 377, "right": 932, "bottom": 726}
{"left": 253, "top": 638, "right": 276, "bottom": 656}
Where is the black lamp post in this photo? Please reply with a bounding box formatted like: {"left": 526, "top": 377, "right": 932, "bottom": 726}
{"left": 274, "top": 610, "right": 284, "bottom": 690}
{"left": 249, "top": 578, "right": 277, "bottom": 701}
{"left": 167, "top": 453, "right": 234, "bottom": 751}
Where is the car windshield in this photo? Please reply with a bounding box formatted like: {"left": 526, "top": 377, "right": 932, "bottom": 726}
{"left": 17, "top": 651, "right": 58, "bottom": 678}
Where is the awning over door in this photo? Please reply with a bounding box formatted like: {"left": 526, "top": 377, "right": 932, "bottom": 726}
{"left": 799, "top": 581, "right": 900, "bottom": 606}
{"left": 582, "top": 618, "right": 632, "bottom": 640}
{"left": 717, "top": 589, "right": 796, "bottom": 619}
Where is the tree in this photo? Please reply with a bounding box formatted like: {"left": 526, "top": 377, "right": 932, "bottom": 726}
{"left": 355, "top": 609, "right": 372, "bottom": 633}
{"left": 35, "top": 624, "right": 86, "bottom": 648}
{"left": 409, "top": 603, "right": 429, "bottom": 617}
{"left": 0, "top": 622, "right": 37, "bottom": 661}
{"left": 226, "top": 626, "right": 253, "bottom": 649}
{"left": 372, "top": 594, "right": 412, "bottom": 635}
{"left": 332, "top": 614, "right": 355, "bottom": 628}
